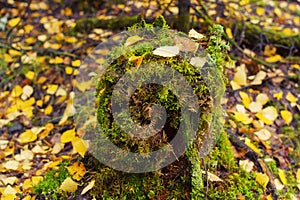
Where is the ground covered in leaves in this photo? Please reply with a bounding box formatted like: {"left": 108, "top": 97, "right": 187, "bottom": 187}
{"left": 0, "top": 0, "right": 299, "bottom": 199}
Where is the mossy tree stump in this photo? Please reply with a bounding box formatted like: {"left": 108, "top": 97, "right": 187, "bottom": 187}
{"left": 80, "top": 16, "right": 228, "bottom": 199}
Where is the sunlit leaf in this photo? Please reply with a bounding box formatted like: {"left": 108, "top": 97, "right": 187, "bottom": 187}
{"left": 254, "top": 128, "right": 271, "bottom": 141}
{"left": 81, "top": 179, "right": 95, "bottom": 195}
{"left": 249, "top": 101, "right": 262, "bottom": 113}
{"left": 245, "top": 138, "right": 262, "bottom": 155}
{"left": 286, "top": 92, "right": 297, "bottom": 103}
{"left": 46, "top": 84, "right": 58, "bottom": 95}
{"left": 280, "top": 110, "right": 292, "bottom": 125}
{"left": 188, "top": 29, "right": 205, "bottom": 39}
{"left": 72, "top": 60, "right": 81, "bottom": 67}
{"left": 44, "top": 105, "right": 53, "bottom": 115}
{"left": 67, "top": 162, "right": 86, "bottom": 181}
{"left": 274, "top": 179, "right": 284, "bottom": 191}
{"left": 234, "top": 112, "right": 253, "bottom": 124}
{"left": 255, "top": 106, "right": 278, "bottom": 125}
{"left": 8, "top": 17, "right": 21, "bottom": 27}
{"left": 263, "top": 45, "right": 276, "bottom": 57}
{"left": 256, "top": 7, "right": 265, "bottom": 16}
{"left": 239, "top": 91, "right": 251, "bottom": 108}
{"left": 124, "top": 35, "right": 143, "bottom": 46}
{"left": 3, "top": 160, "right": 19, "bottom": 170}
{"left": 9, "top": 49, "right": 21, "bottom": 56}
{"left": 233, "top": 64, "right": 247, "bottom": 86}
{"left": 19, "top": 130, "right": 37, "bottom": 144}
{"left": 265, "top": 55, "right": 282, "bottom": 63}
{"left": 153, "top": 46, "right": 179, "bottom": 57}
{"left": 60, "top": 177, "right": 78, "bottom": 192}
{"left": 61, "top": 128, "right": 76, "bottom": 143}
{"left": 250, "top": 71, "right": 266, "bottom": 85}
{"left": 225, "top": 27, "right": 233, "bottom": 39}
{"left": 278, "top": 169, "right": 287, "bottom": 185}
{"left": 65, "top": 66, "right": 73, "bottom": 75}
{"left": 11, "top": 85, "right": 22, "bottom": 97}
{"left": 71, "top": 137, "right": 88, "bottom": 157}
{"left": 273, "top": 91, "right": 283, "bottom": 100}
{"left": 256, "top": 93, "right": 269, "bottom": 105}
{"left": 25, "top": 71, "right": 35, "bottom": 80}
{"left": 239, "top": 159, "right": 254, "bottom": 172}
{"left": 255, "top": 172, "right": 269, "bottom": 189}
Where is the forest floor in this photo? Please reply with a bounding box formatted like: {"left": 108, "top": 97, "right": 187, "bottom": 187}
{"left": 0, "top": 0, "right": 299, "bottom": 199}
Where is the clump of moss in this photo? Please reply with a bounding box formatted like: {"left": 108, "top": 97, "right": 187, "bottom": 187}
{"left": 33, "top": 161, "right": 71, "bottom": 200}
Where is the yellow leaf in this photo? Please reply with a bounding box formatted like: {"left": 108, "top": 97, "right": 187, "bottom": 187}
{"left": 255, "top": 106, "right": 278, "bottom": 125}
{"left": 44, "top": 105, "right": 53, "bottom": 115}
{"left": 60, "top": 177, "right": 78, "bottom": 192}
{"left": 72, "top": 60, "right": 81, "bottom": 67}
{"left": 188, "top": 29, "right": 205, "bottom": 40}
{"left": 225, "top": 27, "right": 233, "bottom": 39}
{"left": 67, "top": 162, "right": 86, "bottom": 181}
{"left": 32, "top": 176, "right": 43, "bottom": 185}
{"left": 19, "top": 130, "right": 37, "bottom": 144}
{"left": 129, "top": 55, "right": 144, "bottom": 68}
{"left": 256, "top": 172, "right": 269, "bottom": 189}
{"left": 11, "top": 85, "right": 23, "bottom": 97}
{"left": 286, "top": 92, "right": 297, "bottom": 103}
{"left": 46, "top": 84, "right": 58, "bottom": 95}
{"left": 234, "top": 112, "right": 253, "bottom": 124}
{"left": 65, "top": 36, "right": 77, "bottom": 43}
{"left": 254, "top": 128, "right": 271, "bottom": 141}
{"left": 239, "top": 91, "right": 251, "bottom": 108}
{"left": 245, "top": 138, "right": 262, "bottom": 155}
{"left": 249, "top": 101, "right": 262, "bottom": 113}
{"left": 22, "top": 85, "right": 34, "bottom": 100}
{"left": 61, "top": 129, "right": 76, "bottom": 143}
{"left": 65, "top": 66, "right": 73, "bottom": 75}
{"left": 256, "top": 7, "right": 265, "bottom": 16}
{"left": 22, "top": 195, "right": 31, "bottom": 200}
{"left": 4, "top": 54, "right": 13, "bottom": 62}
{"left": 124, "top": 35, "right": 143, "bottom": 46}
{"left": 280, "top": 110, "right": 292, "bottom": 125}
{"left": 274, "top": 178, "right": 284, "bottom": 191}
{"left": 153, "top": 46, "right": 179, "bottom": 57}
{"left": 38, "top": 35, "right": 47, "bottom": 41}
{"left": 273, "top": 91, "right": 283, "bottom": 100}
{"left": 25, "top": 71, "right": 35, "bottom": 80}
{"left": 263, "top": 45, "right": 276, "bottom": 57}
{"left": 239, "top": 0, "right": 249, "bottom": 6}
{"left": 51, "top": 143, "right": 64, "bottom": 154}
{"left": 251, "top": 71, "right": 267, "bottom": 85}
{"left": 256, "top": 93, "right": 269, "bottom": 105}
{"left": 282, "top": 28, "right": 294, "bottom": 36}
{"left": 265, "top": 55, "right": 282, "bottom": 63}
{"left": 233, "top": 64, "right": 247, "bottom": 86}
{"left": 274, "top": 7, "right": 282, "bottom": 17}
{"left": 3, "top": 160, "right": 19, "bottom": 170}
{"left": 50, "top": 43, "right": 62, "bottom": 50}
{"left": 8, "top": 17, "right": 21, "bottom": 27}
{"left": 24, "top": 24, "right": 34, "bottom": 33}
{"left": 71, "top": 137, "right": 88, "bottom": 157}
{"left": 9, "top": 49, "right": 21, "bottom": 56}
{"left": 278, "top": 169, "right": 287, "bottom": 185}
{"left": 81, "top": 179, "right": 95, "bottom": 195}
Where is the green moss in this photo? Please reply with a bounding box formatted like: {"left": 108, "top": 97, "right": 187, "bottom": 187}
{"left": 33, "top": 161, "right": 72, "bottom": 200}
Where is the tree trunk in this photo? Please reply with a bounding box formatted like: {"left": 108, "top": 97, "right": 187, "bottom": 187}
{"left": 178, "top": 0, "right": 191, "bottom": 33}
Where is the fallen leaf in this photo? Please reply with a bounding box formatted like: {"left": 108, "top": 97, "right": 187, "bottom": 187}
{"left": 60, "top": 177, "right": 78, "bottom": 192}
{"left": 233, "top": 64, "right": 247, "bottom": 86}
{"left": 67, "top": 162, "right": 86, "bottom": 181}
{"left": 274, "top": 179, "right": 284, "bottom": 190}
{"left": 256, "top": 172, "right": 269, "bottom": 189}
{"left": 153, "top": 46, "right": 179, "bottom": 57}
{"left": 263, "top": 45, "right": 276, "bottom": 57}
{"left": 234, "top": 112, "right": 253, "bottom": 124}
{"left": 280, "top": 110, "right": 292, "bottom": 125}
{"left": 8, "top": 17, "right": 21, "bottom": 27}
{"left": 72, "top": 60, "right": 81, "bottom": 67}
{"left": 61, "top": 128, "right": 76, "bottom": 143}
{"left": 239, "top": 91, "right": 251, "bottom": 108}
{"left": 278, "top": 169, "right": 287, "bottom": 185}
{"left": 256, "top": 93, "right": 269, "bottom": 105}
{"left": 71, "top": 137, "right": 88, "bottom": 157}
{"left": 19, "top": 130, "right": 37, "bottom": 144}
{"left": 250, "top": 71, "right": 266, "bottom": 85}
{"left": 265, "top": 55, "right": 282, "bottom": 63}
{"left": 3, "top": 160, "right": 19, "bottom": 170}
{"left": 239, "top": 160, "right": 254, "bottom": 172}
{"left": 205, "top": 171, "right": 223, "bottom": 182}
{"left": 254, "top": 128, "right": 271, "bottom": 141}
{"left": 52, "top": 143, "right": 64, "bottom": 154}
{"left": 46, "top": 84, "right": 58, "bottom": 95}
{"left": 190, "top": 57, "right": 207, "bottom": 68}
{"left": 188, "top": 29, "right": 205, "bottom": 39}
{"left": 273, "top": 91, "right": 283, "bottom": 100}
{"left": 65, "top": 66, "right": 73, "bottom": 75}
{"left": 297, "top": 168, "right": 300, "bottom": 190}
{"left": 225, "top": 27, "right": 233, "bottom": 39}
{"left": 256, "top": 7, "right": 265, "bottom": 16}
{"left": 245, "top": 138, "right": 262, "bottom": 155}
{"left": 44, "top": 105, "right": 53, "bottom": 115}
{"left": 22, "top": 85, "right": 34, "bottom": 100}
{"left": 248, "top": 101, "right": 262, "bottom": 113}
{"left": 255, "top": 106, "right": 278, "bottom": 125}
{"left": 81, "top": 179, "right": 95, "bottom": 195}
{"left": 124, "top": 35, "right": 143, "bottom": 46}
{"left": 286, "top": 92, "right": 297, "bottom": 103}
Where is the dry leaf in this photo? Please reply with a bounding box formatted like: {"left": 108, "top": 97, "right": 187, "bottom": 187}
{"left": 286, "top": 92, "right": 297, "bottom": 103}
{"left": 205, "top": 171, "right": 223, "bottom": 182}
{"left": 71, "top": 137, "right": 88, "bottom": 157}
{"left": 153, "top": 46, "right": 179, "bottom": 57}
{"left": 61, "top": 129, "right": 76, "bottom": 143}
{"left": 278, "top": 169, "right": 287, "bottom": 185}
{"left": 256, "top": 93, "right": 269, "bottom": 105}
{"left": 239, "top": 160, "right": 254, "bottom": 172}
{"left": 234, "top": 112, "right": 253, "bottom": 124}
{"left": 280, "top": 110, "right": 292, "bottom": 125}
{"left": 250, "top": 71, "right": 266, "bottom": 85}
{"left": 254, "top": 128, "right": 271, "bottom": 141}
{"left": 274, "top": 179, "right": 284, "bottom": 190}
{"left": 255, "top": 106, "right": 278, "bottom": 125}
{"left": 233, "top": 64, "right": 247, "bottom": 86}
{"left": 188, "top": 29, "right": 205, "bottom": 39}
{"left": 67, "top": 162, "right": 86, "bottom": 181}
{"left": 249, "top": 101, "right": 262, "bottom": 113}
{"left": 19, "top": 130, "right": 37, "bottom": 144}
{"left": 266, "top": 55, "right": 282, "bottom": 63}
{"left": 255, "top": 172, "right": 269, "bottom": 189}
{"left": 8, "top": 17, "right": 21, "bottom": 27}
{"left": 60, "top": 177, "right": 78, "bottom": 192}
{"left": 239, "top": 91, "right": 251, "bottom": 109}
{"left": 3, "top": 160, "right": 19, "bottom": 170}
{"left": 124, "top": 35, "right": 143, "bottom": 46}
{"left": 190, "top": 57, "right": 207, "bottom": 68}
{"left": 245, "top": 138, "right": 261, "bottom": 155}
{"left": 81, "top": 179, "right": 95, "bottom": 195}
